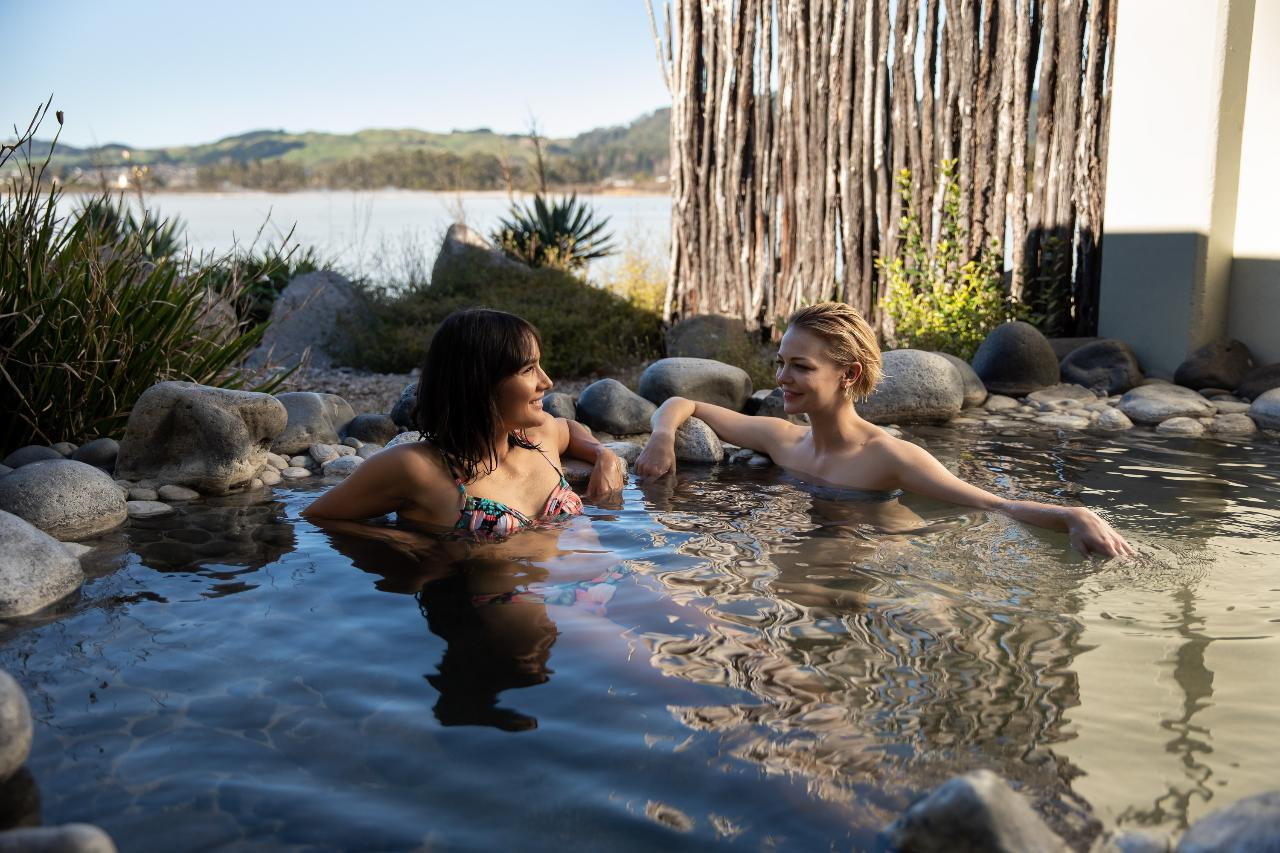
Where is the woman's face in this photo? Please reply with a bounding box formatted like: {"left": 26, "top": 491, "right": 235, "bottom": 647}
{"left": 775, "top": 326, "right": 860, "bottom": 413}
{"left": 494, "top": 339, "right": 553, "bottom": 430}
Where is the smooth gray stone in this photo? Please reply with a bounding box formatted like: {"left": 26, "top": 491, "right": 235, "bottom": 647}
{"left": 244, "top": 270, "right": 367, "bottom": 370}
{"left": 333, "top": 444, "right": 356, "bottom": 457}
{"left": 50, "top": 442, "right": 76, "bottom": 457}
{"left": 309, "top": 443, "right": 340, "bottom": 464}
{"left": 602, "top": 441, "right": 643, "bottom": 466}
{"left": 1248, "top": 388, "right": 1280, "bottom": 431}
{"left": 576, "top": 379, "right": 656, "bottom": 435}
{"left": 882, "top": 770, "right": 1069, "bottom": 853}
{"left": 1048, "top": 336, "right": 1101, "bottom": 361}
{"left": 1093, "top": 407, "right": 1134, "bottom": 431}
{"left": 1156, "top": 417, "right": 1206, "bottom": 437}
{"left": 60, "top": 542, "right": 93, "bottom": 559}
{"left": 638, "top": 357, "right": 753, "bottom": 411}
{"left": 271, "top": 391, "right": 356, "bottom": 456}
{"left": 127, "top": 487, "right": 159, "bottom": 501}
{"left": 1210, "top": 413, "right": 1258, "bottom": 435}
{"left": 0, "top": 466, "right": 10, "bottom": 477}
{"left": 288, "top": 456, "right": 309, "bottom": 468}
{"left": 1174, "top": 337, "right": 1255, "bottom": 391}
{"left": 0, "top": 460, "right": 126, "bottom": 540}
{"left": 1026, "top": 383, "right": 1097, "bottom": 406}
{"left": 673, "top": 417, "right": 722, "bottom": 464}
{"left": 1119, "top": 384, "right": 1216, "bottom": 424}
{"left": 265, "top": 452, "right": 289, "bottom": 469}
{"left": 1236, "top": 363, "right": 1280, "bottom": 401}
{"left": 321, "top": 456, "right": 362, "bottom": 477}
{"left": 259, "top": 468, "right": 282, "bottom": 486}
{"left": 1177, "top": 789, "right": 1280, "bottom": 853}
{"left": 280, "top": 467, "right": 312, "bottom": 479}
{"left": 972, "top": 321, "right": 1060, "bottom": 396}
{"left": 69, "top": 437, "right": 119, "bottom": 471}
{"left": 1034, "top": 413, "right": 1092, "bottom": 430}
{"left": 1059, "top": 338, "right": 1143, "bottom": 395}
{"left": 389, "top": 381, "right": 419, "bottom": 430}
{"left": 984, "top": 394, "right": 1020, "bottom": 412}
{"left": 0, "top": 823, "right": 118, "bottom": 853}
{"left": 156, "top": 484, "right": 199, "bottom": 502}
{"left": 342, "top": 413, "right": 398, "bottom": 445}
{"left": 542, "top": 391, "right": 577, "bottom": 421}
{"left": 355, "top": 444, "right": 382, "bottom": 459}
{"left": 126, "top": 500, "right": 175, "bottom": 519}
{"left": 856, "top": 350, "right": 964, "bottom": 425}
{"left": 385, "top": 432, "right": 421, "bottom": 449}
{"left": 0, "top": 670, "right": 33, "bottom": 781}
{"left": 0, "top": 510, "right": 84, "bottom": 619}
{"left": 1095, "top": 829, "right": 1171, "bottom": 853}
{"left": 115, "top": 382, "right": 287, "bottom": 495}
{"left": 932, "top": 351, "right": 988, "bottom": 407}
{"left": 1, "top": 446, "right": 62, "bottom": 469}
{"left": 341, "top": 436, "right": 363, "bottom": 449}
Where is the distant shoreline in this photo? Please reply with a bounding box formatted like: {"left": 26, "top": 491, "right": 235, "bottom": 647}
{"left": 52, "top": 182, "right": 672, "bottom": 198}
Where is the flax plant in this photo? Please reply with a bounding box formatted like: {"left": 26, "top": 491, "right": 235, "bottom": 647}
{"left": 0, "top": 103, "right": 291, "bottom": 452}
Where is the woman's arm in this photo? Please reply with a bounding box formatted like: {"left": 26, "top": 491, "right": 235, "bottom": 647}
{"left": 301, "top": 444, "right": 448, "bottom": 523}
{"left": 634, "top": 397, "right": 797, "bottom": 478}
{"left": 558, "top": 417, "right": 626, "bottom": 499}
{"left": 884, "top": 438, "right": 1135, "bottom": 558}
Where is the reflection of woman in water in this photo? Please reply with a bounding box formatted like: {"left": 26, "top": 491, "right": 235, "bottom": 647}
{"left": 636, "top": 301, "right": 1134, "bottom": 558}
{"left": 302, "top": 308, "right": 625, "bottom": 532}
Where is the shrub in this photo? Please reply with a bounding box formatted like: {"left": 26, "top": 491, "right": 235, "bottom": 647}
{"left": 492, "top": 193, "right": 615, "bottom": 271}
{"left": 600, "top": 234, "right": 667, "bottom": 315}
{"left": 877, "top": 161, "right": 1026, "bottom": 361}
{"left": 0, "top": 104, "right": 293, "bottom": 453}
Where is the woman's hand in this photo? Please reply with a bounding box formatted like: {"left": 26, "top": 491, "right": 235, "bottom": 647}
{"left": 1065, "top": 507, "right": 1136, "bottom": 558}
{"left": 634, "top": 432, "right": 677, "bottom": 479}
{"left": 584, "top": 448, "right": 626, "bottom": 501}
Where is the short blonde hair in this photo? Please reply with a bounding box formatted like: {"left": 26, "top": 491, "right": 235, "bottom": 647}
{"left": 787, "top": 302, "right": 882, "bottom": 400}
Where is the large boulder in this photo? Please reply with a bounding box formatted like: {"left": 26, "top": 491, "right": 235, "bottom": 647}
{"left": 0, "top": 510, "right": 85, "bottom": 617}
{"left": 638, "top": 357, "right": 753, "bottom": 410}
{"left": 116, "top": 382, "right": 288, "bottom": 495}
{"left": 575, "top": 379, "right": 656, "bottom": 435}
{"left": 971, "top": 321, "right": 1060, "bottom": 396}
{"left": 1, "top": 446, "right": 63, "bottom": 469}
{"left": 271, "top": 392, "right": 356, "bottom": 456}
{"left": 244, "top": 270, "right": 367, "bottom": 369}
{"left": 0, "top": 462, "right": 126, "bottom": 541}
{"left": 430, "top": 223, "right": 525, "bottom": 283}
{"left": 856, "top": 350, "right": 964, "bottom": 425}
{"left": 882, "top": 770, "right": 1068, "bottom": 853}
{"left": 1174, "top": 338, "right": 1255, "bottom": 391}
{"left": 665, "top": 314, "right": 770, "bottom": 381}
{"left": 1236, "top": 363, "right": 1280, "bottom": 401}
{"left": 1059, "top": 338, "right": 1143, "bottom": 395}
{"left": 1177, "top": 789, "right": 1280, "bottom": 853}
{"left": 1249, "top": 388, "right": 1280, "bottom": 431}
{"left": 1118, "top": 384, "right": 1217, "bottom": 425}
{"left": 389, "top": 381, "right": 419, "bottom": 430}
{"left": 1048, "top": 336, "right": 1101, "bottom": 362}
{"left": 0, "top": 670, "right": 32, "bottom": 781}
{"left": 542, "top": 392, "right": 577, "bottom": 421}
{"left": 342, "top": 413, "right": 399, "bottom": 445}
{"left": 931, "top": 351, "right": 988, "bottom": 407}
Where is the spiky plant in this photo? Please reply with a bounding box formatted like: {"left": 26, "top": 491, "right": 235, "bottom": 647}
{"left": 492, "top": 193, "right": 615, "bottom": 271}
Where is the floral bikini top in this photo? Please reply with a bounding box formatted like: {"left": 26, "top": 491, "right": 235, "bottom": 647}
{"left": 443, "top": 433, "right": 584, "bottom": 540}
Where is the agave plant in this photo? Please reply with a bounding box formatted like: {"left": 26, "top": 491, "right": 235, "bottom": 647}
{"left": 492, "top": 192, "right": 615, "bottom": 271}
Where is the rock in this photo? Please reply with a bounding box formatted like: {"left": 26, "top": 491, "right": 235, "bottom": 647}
{"left": 673, "top": 418, "right": 723, "bottom": 464}
{"left": 271, "top": 392, "right": 355, "bottom": 456}
{"left": 1034, "top": 413, "right": 1092, "bottom": 430}
{"left": 430, "top": 223, "right": 526, "bottom": 284}
{"left": 115, "top": 382, "right": 287, "bottom": 495}
{"left": 747, "top": 453, "right": 771, "bottom": 467}
{"left": 543, "top": 392, "right": 577, "bottom": 421}
{"left": 931, "top": 351, "right": 988, "bottom": 407}
{"left": 665, "top": 314, "right": 769, "bottom": 379}
{"left": 259, "top": 468, "right": 281, "bottom": 487}
{"left": 856, "top": 350, "right": 964, "bottom": 425}
{"left": 1119, "top": 384, "right": 1217, "bottom": 425}
{"left": 389, "top": 382, "right": 419, "bottom": 430}
{"left": 1095, "top": 829, "right": 1172, "bottom": 853}
{"left": 984, "top": 395, "right": 1020, "bottom": 412}
{"left": 1, "top": 446, "right": 62, "bottom": 469}
{"left": 1198, "top": 387, "right": 1233, "bottom": 399}
{"left": 0, "top": 511, "right": 85, "bottom": 618}
{"left": 127, "top": 485, "right": 158, "bottom": 501}
{"left": 60, "top": 541, "right": 93, "bottom": 559}
{"left": 50, "top": 442, "right": 76, "bottom": 457}
{"left": 341, "top": 436, "right": 363, "bottom": 450}
{"left": 1093, "top": 408, "right": 1134, "bottom": 431}
{"left": 355, "top": 444, "right": 382, "bottom": 460}
{"left": 309, "top": 443, "right": 340, "bottom": 465}
{"left": 1236, "top": 363, "right": 1280, "bottom": 401}
{"left": 1210, "top": 413, "right": 1257, "bottom": 435}
{"left": 742, "top": 389, "right": 771, "bottom": 415}
{"left": 1027, "top": 384, "right": 1097, "bottom": 407}
{"left": 0, "top": 466, "right": 9, "bottom": 477}
{"left": 342, "top": 413, "right": 398, "bottom": 445}
{"left": 321, "top": 456, "right": 363, "bottom": 478}
{"left": 638, "top": 357, "right": 753, "bottom": 411}
{"left": 280, "top": 467, "right": 312, "bottom": 479}
{"left": 1212, "top": 400, "right": 1251, "bottom": 414}
{"left": 576, "top": 379, "right": 657, "bottom": 435}
{"left": 1248, "top": 388, "right": 1280, "bottom": 431}
{"left": 266, "top": 452, "right": 289, "bottom": 470}
{"left": 126, "top": 500, "right": 175, "bottom": 519}
{"left": 1174, "top": 337, "right": 1255, "bottom": 391}
{"left": 156, "top": 484, "right": 199, "bottom": 502}
{"left": 747, "top": 388, "right": 806, "bottom": 423}
{"left": 1157, "top": 417, "right": 1206, "bottom": 437}
{"left": 244, "top": 270, "right": 367, "bottom": 370}
{"left": 334, "top": 445, "right": 356, "bottom": 457}
{"left": 882, "top": 769, "right": 1068, "bottom": 853}
{"left": 603, "top": 441, "right": 643, "bottom": 466}
{"left": 0, "top": 461, "right": 126, "bottom": 540}
{"left": 289, "top": 456, "right": 309, "bottom": 468}
{"left": 560, "top": 458, "right": 594, "bottom": 484}
{"left": 1177, "top": 789, "right": 1280, "bottom": 853}
{"left": 1048, "top": 336, "right": 1102, "bottom": 362}
{"left": 69, "top": 437, "right": 119, "bottom": 471}
{"left": 0, "top": 824, "right": 118, "bottom": 853}
{"left": 971, "top": 321, "right": 1060, "bottom": 396}
{"left": 1059, "top": 339, "right": 1144, "bottom": 395}
{"left": 386, "top": 431, "right": 421, "bottom": 449}
{"left": 0, "top": 670, "right": 32, "bottom": 782}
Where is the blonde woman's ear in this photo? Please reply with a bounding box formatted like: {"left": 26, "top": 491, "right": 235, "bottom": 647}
{"left": 847, "top": 363, "right": 864, "bottom": 385}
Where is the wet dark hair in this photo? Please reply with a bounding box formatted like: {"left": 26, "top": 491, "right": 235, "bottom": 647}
{"left": 412, "top": 308, "right": 541, "bottom": 483}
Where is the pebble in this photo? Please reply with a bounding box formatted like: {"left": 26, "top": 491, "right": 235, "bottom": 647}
{"left": 157, "top": 484, "right": 199, "bottom": 502}
{"left": 126, "top": 500, "right": 175, "bottom": 519}
{"left": 289, "top": 456, "right": 309, "bottom": 468}
{"left": 334, "top": 445, "right": 356, "bottom": 457}
{"left": 250, "top": 477, "right": 264, "bottom": 489}
{"left": 1156, "top": 417, "right": 1206, "bottom": 437}
{"left": 259, "top": 468, "right": 282, "bottom": 486}
{"left": 280, "top": 467, "right": 312, "bottom": 479}
{"left": 747, "top": 453, "right": 772, "bottom": 467}
{"left": 1093, "top": 408, "right": 1134, "bottom": 431}
{"left": 60, "top": 542, "right": 93, "bottom": 559}
{"left": 127, "top": 487, "right": 159, "bottom": 501}
{"left": 321, "top": 456, "right": 362, "bottom": 477}
{"left": 1033, "top": 413, "right": 1092, "bottom": 430}
{"left": 355, "top": 444, "right": 381, "bottom": 460}
{"left": 50, "top": 442, "right": 77, "bottom": 457}
{"left": 266, "top": 452, "right": 289, "bottom": 470}
{"left": 1210, "top": 413, "right": 1257, "bottom": 435}
{"left": 342, "top": 436, "right": 363, "bottom": 449}
{"left": 983, "top": 395, "right": 1020, "bottom": 412}
{"left": 730, "top": 448, "right": 756, "bottom": 464}
{"left": 0, "top": 669, "right": 33, "bottom": 785}
{"left": 309, "top": 443, "right": 339, "bottom": 464}
{"left": 0, "top": 465, "right": 11, "bottom": 477}
{"left": 1213, "top": 400, "right": 1251, "bottom": 414}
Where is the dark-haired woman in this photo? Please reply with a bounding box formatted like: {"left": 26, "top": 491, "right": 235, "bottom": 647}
{"left": 302, "top": 308, "right": 625, "bottom": 533}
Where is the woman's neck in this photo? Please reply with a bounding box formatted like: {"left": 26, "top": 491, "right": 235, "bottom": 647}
{"left": 805, "top": 399, "right": 869, "bottom": 455}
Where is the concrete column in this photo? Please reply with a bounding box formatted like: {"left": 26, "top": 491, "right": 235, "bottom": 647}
{"left": 1098, "top": 0, "right": 1255, "bottom": 374}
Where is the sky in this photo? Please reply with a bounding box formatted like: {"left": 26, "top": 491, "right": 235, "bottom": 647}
{"left": 4, "top": 0, "right": 673, "bottom": 149}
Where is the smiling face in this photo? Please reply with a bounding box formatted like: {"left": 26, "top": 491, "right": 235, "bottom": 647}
{"left": 494, "top": 338, "right": 553, "bottom": 430}
{"left": 775, "top": 326, "right": 863, "bottom": 414}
